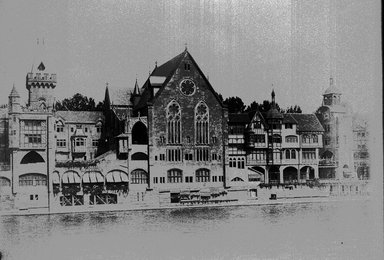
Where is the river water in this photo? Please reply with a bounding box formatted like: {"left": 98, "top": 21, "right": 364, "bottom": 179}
{"left": 0, "top": 199, "right": 382, "bottom": 260}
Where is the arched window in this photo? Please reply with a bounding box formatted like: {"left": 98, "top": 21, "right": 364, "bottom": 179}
{"left": 167, "top": 169, "right": 183, "bottom": 183}
{"left": 285, "top": 135, "right": 297, "bottom": 143}
{"left": 166, "top": 100, "right": 181, "bottom": 144}
{"left": 19, "top": 173, "right": 47, "bottom": 186}
{"left": 312, "top": 134, "right": 318, "bottom": 143}
{"left": 285, "top": 150, "right": 290, "bottom": 159}
{"left": 131, "top": 169, "right": 148, "bottom": 184}
{"left": 195, "top": 102, "right": 209, "bottom": 144}
{"left": 291, "top": 150, "right": 296, "bottom": 159}
{"left": 302, "top": 134, "right": 310, "bottom": 143}
{"left": 0, "top": 177, "right": 11, "bottom": 187}
{"left": 231, "top": 177, "right": 244, "bottom": 182}
{"left": 196, "top": 168, "right": 210, "bottom": 182}
{"left": 132, "top": 122, "right": 148, "bottom": 144}
{"left": 131, "top": 152, "right": 148, "bottom": 160}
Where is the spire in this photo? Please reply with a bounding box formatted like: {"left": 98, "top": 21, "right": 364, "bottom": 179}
{"left": 133, "top": 78, "right": 140, "bottom": 96}
{"left": 271, "top": 89, "right": 276, "bottom": 105}
{"left": 184, "top": 42, "right": 188, "bottom": 51}
{"left": 104, "top": 82, "right": 111, "bottom": 110}
{"left": 10, "top": 84, "right": 20, "bottom": 97}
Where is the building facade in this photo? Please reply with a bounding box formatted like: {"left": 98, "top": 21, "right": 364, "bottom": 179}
{"left": 0, "top": 49, "right": 369, "bottom": 213}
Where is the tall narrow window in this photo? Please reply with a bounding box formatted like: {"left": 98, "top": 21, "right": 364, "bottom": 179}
{"left": 195, "top": 101, "right": 209, "bottom": 144}
{"left": 166, "top": 100, "right": 181, "bottom": 144}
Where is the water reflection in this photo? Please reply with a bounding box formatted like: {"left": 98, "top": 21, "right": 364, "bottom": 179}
{"left": 0, "top": 200, "right": 382, "bottom": 260}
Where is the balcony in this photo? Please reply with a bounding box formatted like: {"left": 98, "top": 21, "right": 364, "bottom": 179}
{"left": 247, "top": 159, "right": 266, "bottom": 165}
{"left": 319, "top": 159, "right": 338, "bottom": 167}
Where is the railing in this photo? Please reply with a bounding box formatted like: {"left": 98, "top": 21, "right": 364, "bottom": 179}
{"left": 247, "top": 159, "right": 266, "bottom": 165}
{"left": 319, "top": 159, "right": 338, "bottom": 167}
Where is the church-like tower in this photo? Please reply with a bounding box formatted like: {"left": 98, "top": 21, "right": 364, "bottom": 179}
{"left": 26, "top": 61, "right": 57, "bottom": 111}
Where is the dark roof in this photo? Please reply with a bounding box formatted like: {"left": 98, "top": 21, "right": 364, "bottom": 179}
{"left": 151, "top": 51, "right": 186, "bottom": 77}
{"left": 113, "top": 107, "right": 128, "bottom": 121}
{"left": 289, "top": 114, "right": 324, "bottom": 132}
{"left": 56, "top": 111, "right": 104, "bottom": 123}
{"left": 283, "top": 114, "right": 298, "bottom": 124}
{"left": 228, "top": 113, "right": 250, "bottom": 124}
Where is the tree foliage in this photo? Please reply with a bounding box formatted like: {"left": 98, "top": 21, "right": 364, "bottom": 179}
{"left": 55, "top": 93, "right": 103, "bottom": 111}
{"left": 284, "top": 105, "right": 302, "bottom": 113}
{"left": 223, "top": 96, "right": 246, "bottom": 113}
{"left": 245, "top": 100, "right": 281, "bottom": 113}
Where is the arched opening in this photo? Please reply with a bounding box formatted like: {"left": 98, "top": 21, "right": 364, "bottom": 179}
{"left": 268, "top": 165, "right": 280, "bottom": 184}
{"left": 131, "top": 169, "right": 148, "bottom": 184}
{"left": 131, "top": 152, "right": 148, "bottom": 160}
{"left": 300, "top": 166, "right": 315, "bottom": 180}
{"left": 231, "top": 177, "right": 244, "bottom": 182}
{"left": 106, "top": 170, "right": 128, "bottom": 192}
{"left": 61, "top": 171, "right": 81, "bottom": 195}
{"left": 167, "top": 169, "right": 183, "bottom": 183}
{"left": 52, "top": 171, "right": 60, "bottom": 195}
{"left": 283, "top": 167, "right": 298, "bottom": 183}
{"left": 20, "top": 151, "right": 45, "bottom": 164}
{"left": 196, "top": 168, "right": 210, "bottom": 182}
{"left": 132, "top": 121, "right": 148, "bottom": 144}
{"left": 0, "top": 177, "right": 11, "bottom": 187}
{"left": 82, "top": 171, "right": 104, "bottom": 194}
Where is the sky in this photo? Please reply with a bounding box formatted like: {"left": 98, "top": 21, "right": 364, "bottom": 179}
{"left": 0, "top": 0, "right": 381, "bottom": 114}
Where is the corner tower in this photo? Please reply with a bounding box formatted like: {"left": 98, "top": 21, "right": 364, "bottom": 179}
{"left": 26, "top": 61, "right": 57, "bottom": 111}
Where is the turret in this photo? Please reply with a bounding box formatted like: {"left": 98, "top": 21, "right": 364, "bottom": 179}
{"left": 26, "top": 61, "right": 57, "bottom": 111}
{"left": 8, "top": 85, "right": 21, "bottom": 114}
{"left": 130, "top": 79, "right": 142, "bottom": 107}
{"left": 323, "top": 77, "right": 341, "bottom": 106}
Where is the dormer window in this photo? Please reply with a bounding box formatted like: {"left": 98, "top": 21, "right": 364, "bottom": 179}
{"left": 285, "top": 123, "right": 293, "bottom": 129}
{"left": 56, "top": 124, "right": 64, "bottom": 133}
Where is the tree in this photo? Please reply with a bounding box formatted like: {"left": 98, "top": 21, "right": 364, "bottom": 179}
{"left": 245, "top": 100, "right": 281, "bottom": 113}
{"left": 223, "top": 96, "right": 246, "bottom": 113}
{"left": 55, "top": 93, "right": 103, "bottom": 111}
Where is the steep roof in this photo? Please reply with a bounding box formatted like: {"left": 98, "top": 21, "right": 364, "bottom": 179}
{"left": 113, "top": 107, "right": 128, "bottom": 121}
{"left": 228, "top": 113, "right": 250, "bottom": 124}
{"left": 55, "top": 111, "right": 104, "bottom": 123}
{"left": 134, "top": 49, "right": 223, "bottom": 111}
{"left": 109, "top": 87, "right": 133, "bottom": 107}
{"left": 283, "top": 114, "right": 298, "bottom": 124}
{"left": 288, "top": 113, "right": 324, "bottom": 132}
{"left": 324, "top": 85, "right": 342, "bottom": 95}
{"left": 9, "top": 85, "right": 20, "bottom": 97}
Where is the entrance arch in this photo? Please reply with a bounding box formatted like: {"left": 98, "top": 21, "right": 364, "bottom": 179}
{"left": 132, "top": 121, "right": 148, "bottom": 144}
{"left": 300, "top": 166, "right": 315, "bottom": 180}
{"left": 268, "top": 165, "right": 280, "bottom": 183}
{"left": 283, "top": 166, "right": 298, "bottom": 183}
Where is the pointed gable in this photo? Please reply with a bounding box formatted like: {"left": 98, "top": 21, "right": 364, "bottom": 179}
{"left": 134, "top": 49, "right": 224, "bottom": 111}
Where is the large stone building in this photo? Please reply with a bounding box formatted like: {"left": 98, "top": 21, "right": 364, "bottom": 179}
{"left": 0, "top": 49, "right": 369, "bottom": 213}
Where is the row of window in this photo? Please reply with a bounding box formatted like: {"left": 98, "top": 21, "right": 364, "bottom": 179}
{"left": 156, "top": 149, "right": 220, "bottom": 162}
{"left": 229, "top": 157, "right": 245, "bottom": 169}
{"left": 57, "top": 139, "right": 99, "bottom": 148}
{"left": 56, "top": 124, "right": 102, "bottom": 134}
{"left": 153, "top": 169, "right": 224, "bottom": 184}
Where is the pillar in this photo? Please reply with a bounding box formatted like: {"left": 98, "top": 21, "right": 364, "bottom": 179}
{"left": 265, "top": 167, "right": 269, "bottom": 184}
{"left": 314, "top": 166, "right": 319, "bottom": 179}
{"left": 279, "top": 168, "right": 284, "bottom": 184}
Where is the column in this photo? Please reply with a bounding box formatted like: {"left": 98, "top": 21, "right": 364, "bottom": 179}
{"left": 265, "top": 167, "right": 269, "bottom": 184}
{"left": 314, "top": 166, "right": 319, "bottom": 179}
{"left": 279, "top": 168, "right": 284, "bottom": 184}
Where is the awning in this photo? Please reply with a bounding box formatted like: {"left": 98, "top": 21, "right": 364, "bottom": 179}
{"left": 106, "top": 171, "right": 129, "bottom": 183}
{"left": 62, "top": 171, "right": 81, "bottom": 184}
{"left": 83, "top": 171, "right": 104, "bottom": 183}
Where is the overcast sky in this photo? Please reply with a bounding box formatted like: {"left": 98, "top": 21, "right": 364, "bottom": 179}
{"left": 0, "top": 0, "right": 381, "bottom": 114}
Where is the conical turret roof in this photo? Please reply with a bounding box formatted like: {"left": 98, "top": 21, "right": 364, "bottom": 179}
{"left": 9, "top": 85, "right": 20, "bottom": 97}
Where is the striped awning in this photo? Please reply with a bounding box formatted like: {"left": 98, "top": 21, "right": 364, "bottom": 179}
{"left": 82, "top": 171, "right": 104, "bottom": 183}
{"left": 106, "top": 170, "right": 129, "bottom": 183}
{"left": 62, "top": 171, "right": 81, "bottom": 184}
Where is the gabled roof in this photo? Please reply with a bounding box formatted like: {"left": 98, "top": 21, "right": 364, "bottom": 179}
{"left": 134, "top": 49, "right": 224, "bottom": 111}
{"left": 228, "top": 113, "right": 250, "bottom": 124}
{"left": 55, "top": 111, "right": 104, "bottom": 123}
{"left": 288, "top": 113, "right": 324, "bottom": 132}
